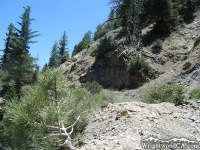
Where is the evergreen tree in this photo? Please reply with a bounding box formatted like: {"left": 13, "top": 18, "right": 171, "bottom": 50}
{"left": 108, "top": 8, "right": 115, "bottom": 20}
{"left": 58, "top": 31, "right": 69, "bottom": 64}
{"left": 0, "top": 6, "right": 40, "bottom": 96}
{"left": 41, "top": 63, "right": 48, "bottom": 72}
{"left": 93, "top": 24, "right": 104, "bottom": 41}
{"left": 72, "top": 31, "right": 92, "bottom": 56}
{"left": 109, "top": 0, "right": 139, "bottom": 44}
{"left": 184, "top": 0, "right": 197, "bottom": 18}
{"left": 48, "top": 41, "right": 59, "bottom": 67}
{"left": 1, "top": 23, "right": 16, "bottom": 71}
{"left": 72, "top": 44, "right": 77, "bottom": 57}
{"left": 16, "top": 6, "right": 40, "bottom": 51}
{"left": 93, "top": 9, "right": 121, "bottom": 41}
{"left": 0, "top": 69, "right": 104, "bottom": 149}
{"left": 150, "top": 0, "right": 173, "bottom": 20}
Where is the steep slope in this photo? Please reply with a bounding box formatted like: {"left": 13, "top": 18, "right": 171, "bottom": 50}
{"left": 61, "top": 10, "right": 200, "bottom": 90}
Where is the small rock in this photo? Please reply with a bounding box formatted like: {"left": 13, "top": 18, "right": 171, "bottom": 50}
{"left": 93, "top": 132, "right": 98, "bottom": 137}
{"left": 191, "top": 71, "right": 199, "bottom": 80}
{"left": 189, "top": 117, "right": 195, "bottom": 122}
{"left": 139, "top": 131, "right": 144, "bottom": 136}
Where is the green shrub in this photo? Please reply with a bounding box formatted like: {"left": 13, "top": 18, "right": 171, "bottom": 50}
{"left": 151, "top": 39, "right": 163, "bottom": 53}
{"left": 145, "top": 84, "right": 186, "bottom": 104}
{"left": 193, "top": 36, "right": 200, "bottom": 49}
{"left": 93, "top": 20, "right": 120, "bottom": 41}
{"left": 189, "top": 87, "right": 200, "bottom": 99}
{"left": 94, "top": 36, "right": 116, "bottom": 59}
{"left": 126, "top": 56, "right": 149, "bottom": 77}
{"left": 3, "top": 85, "right": 18, "bottom": 101}
{"left": 91, "top": 48, "right": 97, "bottom": 57}
{"left": 60, "top": 53, "right": 69, "bottom": 64}
{"left": 82, "top": 81, "right": 103, "bottom": 94}
{"left": 152, "top": 19, "right": 172, "bottom": 33}
{"left": 0, "top": 69, "right": 104, "bottom": 149}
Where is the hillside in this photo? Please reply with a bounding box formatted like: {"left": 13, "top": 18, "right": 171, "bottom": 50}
{"left": 61, "top": 11, "right": 200, "bottom": 91}
{"left": 60, "top": 10, "right": 200, "bottom": 149}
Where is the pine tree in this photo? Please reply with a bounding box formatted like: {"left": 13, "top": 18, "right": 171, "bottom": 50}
{"left": 41, "top": 63, "right": 48, "bottom": 72}
{"left": 184, "top": 0, "right": 197, "bottom": 18}
{"left": 13, "top": 6, "right": 40, "bottom": 93}
{"left": 109, "top": 0, "right": 137, "bottom": 44}
{"left": 150, "top": 0, "right": 173, "bottom": 20}
{"left": 48, "top": 41, "right": 59, "bottom": 67}
{"left": 58, "top": 31, "right": 69, "bottom": 63}
{"left": 72, "top": 44, "right": 77, "bottom": 57}
{"left": 0, "top": 6, "right": 40, "bottom": 96}
{"left": 0, "top": 69, "right": 103, "bottom": 149}
{"left": 108, "top": 9, "right": 115, "bottom": 20}
{"left": 72, "top": 31, "right": 92, "bottom": 56}
{"left": 93, "top": 9, "right": 121, "bottom": 41}
{"left": 149, "top": 0, "right": 177, "bottom": 32}
{"left": 16, "top": 6, "right": 40, "bottom": 51}
{"left": 1, "top": 23, "right": 16, "bottom": 71}
{"left": 93, "top": 24, "right": 104, "bottom": 41}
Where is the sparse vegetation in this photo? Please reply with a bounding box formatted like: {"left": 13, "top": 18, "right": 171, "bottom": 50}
{"left": 183, "top": 61, "right": 192, "bottom": 70}
{"left": 144, "top": 84, "right": 186, "bottom": 104}
{"left": 91, "top": 47, "right": 97, "bottom": 57}
{"left": 126, "top": 56, "right": 150, "bottom": 77}
{"left": 189, "top": 87, "right": 200, "bottom": 99}
{"left": 151, "top": 39, "right": 163, "bottom": 53}
{"left": 193, "top": 36, "right": 200, "bottom": 49}
{"left": 82, "top": 81, "right": 103, "bottom": 94}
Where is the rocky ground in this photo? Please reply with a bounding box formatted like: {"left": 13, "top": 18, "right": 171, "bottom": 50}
{"left": 78, "top": 100, "right": 200, "bottom": 150}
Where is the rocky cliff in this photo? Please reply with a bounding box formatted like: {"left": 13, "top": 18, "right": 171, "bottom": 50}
{"left": 61, "top": 10, "right": 200, "bottom": 90}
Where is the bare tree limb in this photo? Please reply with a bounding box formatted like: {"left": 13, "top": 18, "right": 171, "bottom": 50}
{"left": 47, "top": 110, "right": 88, "bottom": 150}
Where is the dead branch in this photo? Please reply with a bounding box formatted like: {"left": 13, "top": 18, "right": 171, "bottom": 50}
{"left": 47, "top": 110, "right": 88, "bottom": 150}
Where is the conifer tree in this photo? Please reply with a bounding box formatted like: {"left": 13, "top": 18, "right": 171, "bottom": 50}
{"left": 16, "top": 6, "right": 40, "bottom": 51}
{"left": 72, "top": 31, "right": 92, "bottom": 56}
{"left": 150, "top": 0, "right": 173, "bottom": 20}
{"left": 184, "top": 0, "right": 197, "bottom": 18}
{"left": 41, "top": 63, "right": 48, "bottom": 72}
{"left": 1, "top": 23, "right": 16, "bottom": 71}
{"left": 108, "top": 8, "right": 115, "bottom": 20}
{"left": 0, "top": 69, "right": 103, "bottom": 149}
{"left": 0, "top": 6, "right": 40, "bottom": 96}
{"left": 93, "top": 9, "right": 121, "bottom": 41}
{"left": 72, "top": 44, "right": 77, "bottom": 57}
{"left": 58, "top": 31, "right": 69, "bottom": 64}
{"left": 93, "top": 24, "right": 104, "bottom": 41}
{"left": 109, "top": 0, "right": 139, "bottom": 44}
{"left": 48, "top": 41, "right": 59, "bottom": 67}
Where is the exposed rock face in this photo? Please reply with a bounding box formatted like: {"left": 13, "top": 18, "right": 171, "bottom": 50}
{"left": 80, "top": 48, "right": 136, "bottom": 89}
{"left": 61, "top": 28, "right": 160, "bottom": 89}
{"left": 60, "top": 10, "right": 200, "bottom": 89}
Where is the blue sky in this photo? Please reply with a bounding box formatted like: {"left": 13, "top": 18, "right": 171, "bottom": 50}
{"left": 0, "top": 0, "right": 110, "bottom": 69}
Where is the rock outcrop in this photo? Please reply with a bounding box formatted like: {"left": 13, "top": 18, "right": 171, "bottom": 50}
{"left": 61, "top": 10, "right": 200, "bottom": 90}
